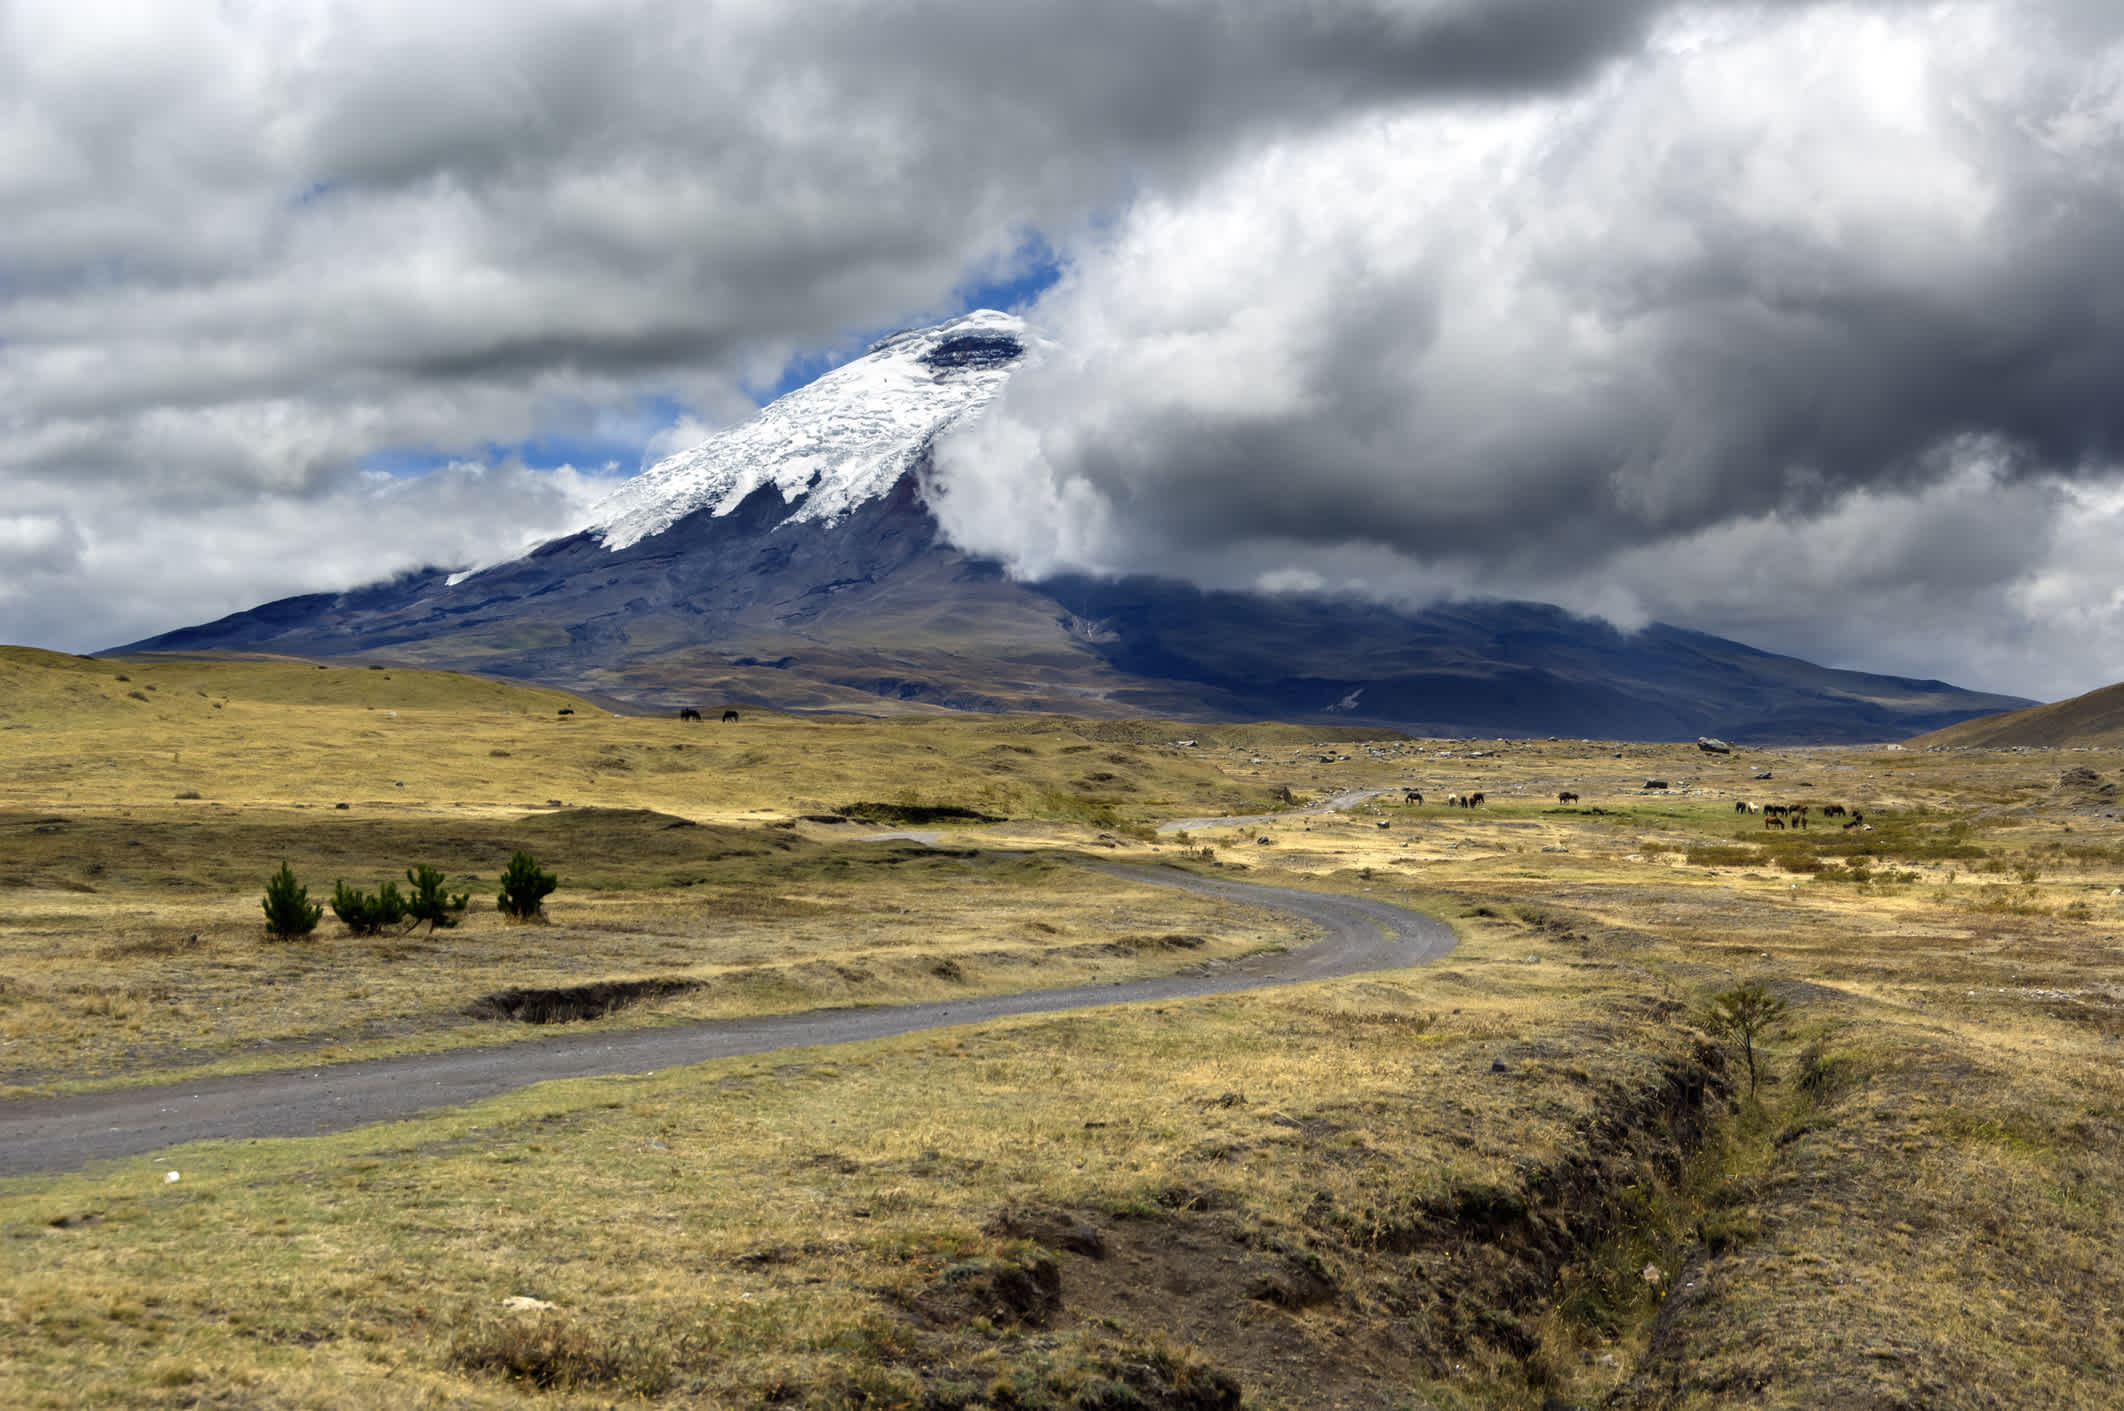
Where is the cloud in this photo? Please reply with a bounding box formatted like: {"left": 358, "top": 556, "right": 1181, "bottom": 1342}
{"left": 0, "top": 462, "right": 614, "bottom": 655}
{"left": 8, "top": 0, "right": 2124, "bottom": 700}
{"left": 2, "top": 0, "right": 1684, "bottom": 649}
{"left": 933, "top": 0, "right": 2124, "bottom": 698}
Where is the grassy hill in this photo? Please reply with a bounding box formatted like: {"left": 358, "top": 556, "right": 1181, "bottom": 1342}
{"left": 1906, "top": 678, "right": 2124, "bottom": 749}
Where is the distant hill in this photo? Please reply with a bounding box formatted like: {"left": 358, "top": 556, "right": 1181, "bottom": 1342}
{"left": 112, "top": 314, "right": 2034, "bottom": 744}
{"left": 1906, "top": 680, "right": 2124, "bottom": 749}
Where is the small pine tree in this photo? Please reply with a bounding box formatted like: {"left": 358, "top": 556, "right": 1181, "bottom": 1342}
{"left": 1704, "top": 980, "right": 1788, "bottom": 1097}
{"left": 262, "top": 861, "right": 322, "bottom": 940}
{"left": 331, "top": 879, "right": 408, "bottom": 935}
{"left": 496, "top": 850, "right": 559, "bottom": 921}
{"left": 405, "top": 863, "right": 470, "bottom": 932}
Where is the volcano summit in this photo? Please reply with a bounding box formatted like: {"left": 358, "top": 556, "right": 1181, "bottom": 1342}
{"left": 121, "top": 313, "right": 2028, "bottom": 742}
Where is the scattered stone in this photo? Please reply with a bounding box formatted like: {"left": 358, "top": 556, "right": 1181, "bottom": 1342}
{"left": 1697, "top": 736, "right": 1733, "bottom": 754}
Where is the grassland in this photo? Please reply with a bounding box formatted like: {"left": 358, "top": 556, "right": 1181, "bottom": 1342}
{"left": 3, "top": 646, "right": 2122, "bottom": 1408}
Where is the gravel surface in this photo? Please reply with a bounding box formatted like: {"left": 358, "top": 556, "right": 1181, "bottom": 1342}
{"left": 1156, "top": 788, "right": 1400, "bottom": 834}
{"left": 0, "top": 864, "right": 1452, "bottom": 1177}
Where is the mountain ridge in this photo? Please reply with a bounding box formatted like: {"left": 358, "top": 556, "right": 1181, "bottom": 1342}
{"left": 114, "top": 314, "right": 2034, "bottom": 742}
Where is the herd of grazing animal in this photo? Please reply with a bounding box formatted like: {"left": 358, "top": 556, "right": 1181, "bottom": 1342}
{"left": 1735, "top": 800, "right": 1865, "bottom": 830}
{"left": 1386, "top": 786, "right": 1868, "bottom": 828}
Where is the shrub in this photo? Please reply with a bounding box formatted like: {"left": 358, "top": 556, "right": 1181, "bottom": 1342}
{"left": 496, "top": 851, "right": 559, "bottom": 920}
{"left": 1703, "top": 980, "right": 1786, "bottom": 1098}
{"left": 405, "top": 863, "right": 470, "bottom": 931}
{"left": 262, "top": 862, "right": 322, "bottom": 940}
{"left": 331, "top": 879, "right": 408, "bottom": 935}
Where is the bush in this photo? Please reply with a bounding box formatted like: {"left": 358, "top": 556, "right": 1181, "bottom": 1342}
{"left": 331, "top": 879, "right": 408, "bottom": 935}
{"left": 262, "top": 861, "right": 322, "bottom": 940}
{"left": 405, "top": 863, "right": 470, "bottom": 931}
{"left": 1703, "top": 980, "right": 1786, "bottom": 1098}
{"left": 496, "top": 851, "right": 559, "bottom": 920}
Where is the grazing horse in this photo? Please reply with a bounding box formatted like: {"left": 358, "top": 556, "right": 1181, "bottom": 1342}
{"left": 1735, "top": 800, "right": 1752, "bottom": 814}
{"left": 1843, "top": 811, "right": 1866, "bottom": 830}
{"left": 1404, "top": 790, "right": 1424, "bottom": 805}
{"left": 1788, "top": 805, "right": 1809, "bottom": 829}
{"left": 1765, "top": 813, "right": 1786, "bottom": 829}
{"left": 1821, "top": 803, "right": 1845, "bottom": 817}
{"left": 1445, "top": 793, "right": 1461, "bottom": 807}
{"left": 721, "top": 709, "right": 740, "bottom": 723}
{"left": 1467, "top": 792, "right": 1485, "bottom": 808}
{"left": 678, "top": 707, "right": 701, "bottom": 721}
{"left": 557, "top": 707, "right": 574, "bottom": 717}
{"left": 1558, "top": 791, "right": 1579, "bottom": 803}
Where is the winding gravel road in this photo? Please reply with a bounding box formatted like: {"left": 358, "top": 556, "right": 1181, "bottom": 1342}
{"left": 1156, "top": 787, "right": 1401, "bottom": 834}
{"left": 0, "top": 864, "right": 1452, "bottom": 1178}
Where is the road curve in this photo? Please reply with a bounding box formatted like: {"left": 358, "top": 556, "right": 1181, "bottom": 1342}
{"left": 1157, "top": 787, "right": 1401, "bottom": 834}
{"left": 0, "top": 864, "right": 1453, "bottom": 1178}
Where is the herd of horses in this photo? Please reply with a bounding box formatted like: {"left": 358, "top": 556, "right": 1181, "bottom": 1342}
{"left": 1391, "top": 786, "right": 1866, "bottom": 829}
{"left": 1735, "top": 800, "right": 1866, "bottom": 830}
{"left": 1402, "top": 789, "right": 1486, "bottom": 808}
{"left": 674, "top": 708, "right": 742, "bottom": 722}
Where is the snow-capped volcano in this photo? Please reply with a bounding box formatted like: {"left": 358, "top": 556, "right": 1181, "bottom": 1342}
{"left": 115, "top": 302, "right": 2034, "bottom": 742}
{"left": 585, "top": 309, "right": 1034, "bottom": 552}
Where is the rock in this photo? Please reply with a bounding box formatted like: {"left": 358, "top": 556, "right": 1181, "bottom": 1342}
{"left": 1698, "top": 736, "right": 1733, "bottom": 753}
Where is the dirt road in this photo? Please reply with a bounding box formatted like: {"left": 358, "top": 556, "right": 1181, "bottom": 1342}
{"left": 0, "top": 864, "right": 1452, "bottom": 1177}
{"left": 1156, "top": 787, "right": 1400, "bottom": 834}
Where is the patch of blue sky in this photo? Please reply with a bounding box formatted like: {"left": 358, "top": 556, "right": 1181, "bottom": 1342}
{"left": 753, "top": 240, "right": 1065, "bottom": 404}
{"left": 359, "top": 247, "right": 1064, "bottom": 484}
{"left": 358, "top": 434, "right": 637, "bottom": 482}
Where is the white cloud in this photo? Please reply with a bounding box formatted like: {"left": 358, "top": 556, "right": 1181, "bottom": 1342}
{"left": 934, "top": 1, "right": 2124, "bottom": 699}
{"left": 8, "top": 0, "right": 2124, "bottom": 699}
{"left": 0, "top": 461, "right": 614, "bottom": 653}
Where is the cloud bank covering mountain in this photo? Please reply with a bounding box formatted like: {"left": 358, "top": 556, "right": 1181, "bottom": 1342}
{"left": 8, "top": 1, "right": 2124, "bottom": 702}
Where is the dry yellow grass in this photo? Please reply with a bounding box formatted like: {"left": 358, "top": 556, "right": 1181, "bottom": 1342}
{"left": 4, "top": 648, "right": 2124, "bottom": 1407}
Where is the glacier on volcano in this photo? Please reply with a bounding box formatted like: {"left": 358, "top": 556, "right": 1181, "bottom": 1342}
{"left": 583, "top": 308, "right": 1036, "bottom": 552}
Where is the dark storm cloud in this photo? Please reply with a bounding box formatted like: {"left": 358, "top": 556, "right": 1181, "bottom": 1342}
{"left": 934, "top": 1, "right": 2124, "bottom": 697}
{"left": 3, "top": 0, "right": 1693, "bottom": 652}
{"left": 3, "top": 0, "right": 1673, "bottom": 449}
{"left": 7, "top": 0, "right": 2124, "bottom": 698}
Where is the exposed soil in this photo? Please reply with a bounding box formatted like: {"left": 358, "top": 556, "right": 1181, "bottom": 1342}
{"left": 871, "top": 1040, "right": 1730, "bottom": 1410}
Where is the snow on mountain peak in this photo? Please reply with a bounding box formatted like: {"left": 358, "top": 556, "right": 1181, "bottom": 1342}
{"left": 585, "top": 309, "right": 1035, "bottom": 551}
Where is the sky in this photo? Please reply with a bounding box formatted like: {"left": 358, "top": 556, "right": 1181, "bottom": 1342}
{"left": 6, "top": 0, "right": 2124, "bottom": 702}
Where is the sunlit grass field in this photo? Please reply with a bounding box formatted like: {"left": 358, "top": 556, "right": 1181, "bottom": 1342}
{"left": 3, "top": 646, "right": 2122, "bottom": 1408}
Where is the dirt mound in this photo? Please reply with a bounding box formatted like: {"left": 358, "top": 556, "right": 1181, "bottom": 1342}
{"left": 2054, "top": 766, "right": 2115, "bottom": 798}
{"left": 464, "top": 977, "right": 701, "bottom": 1023}
{"left": 906, "top": 1251, "right": 1062, "bottom": 1330}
